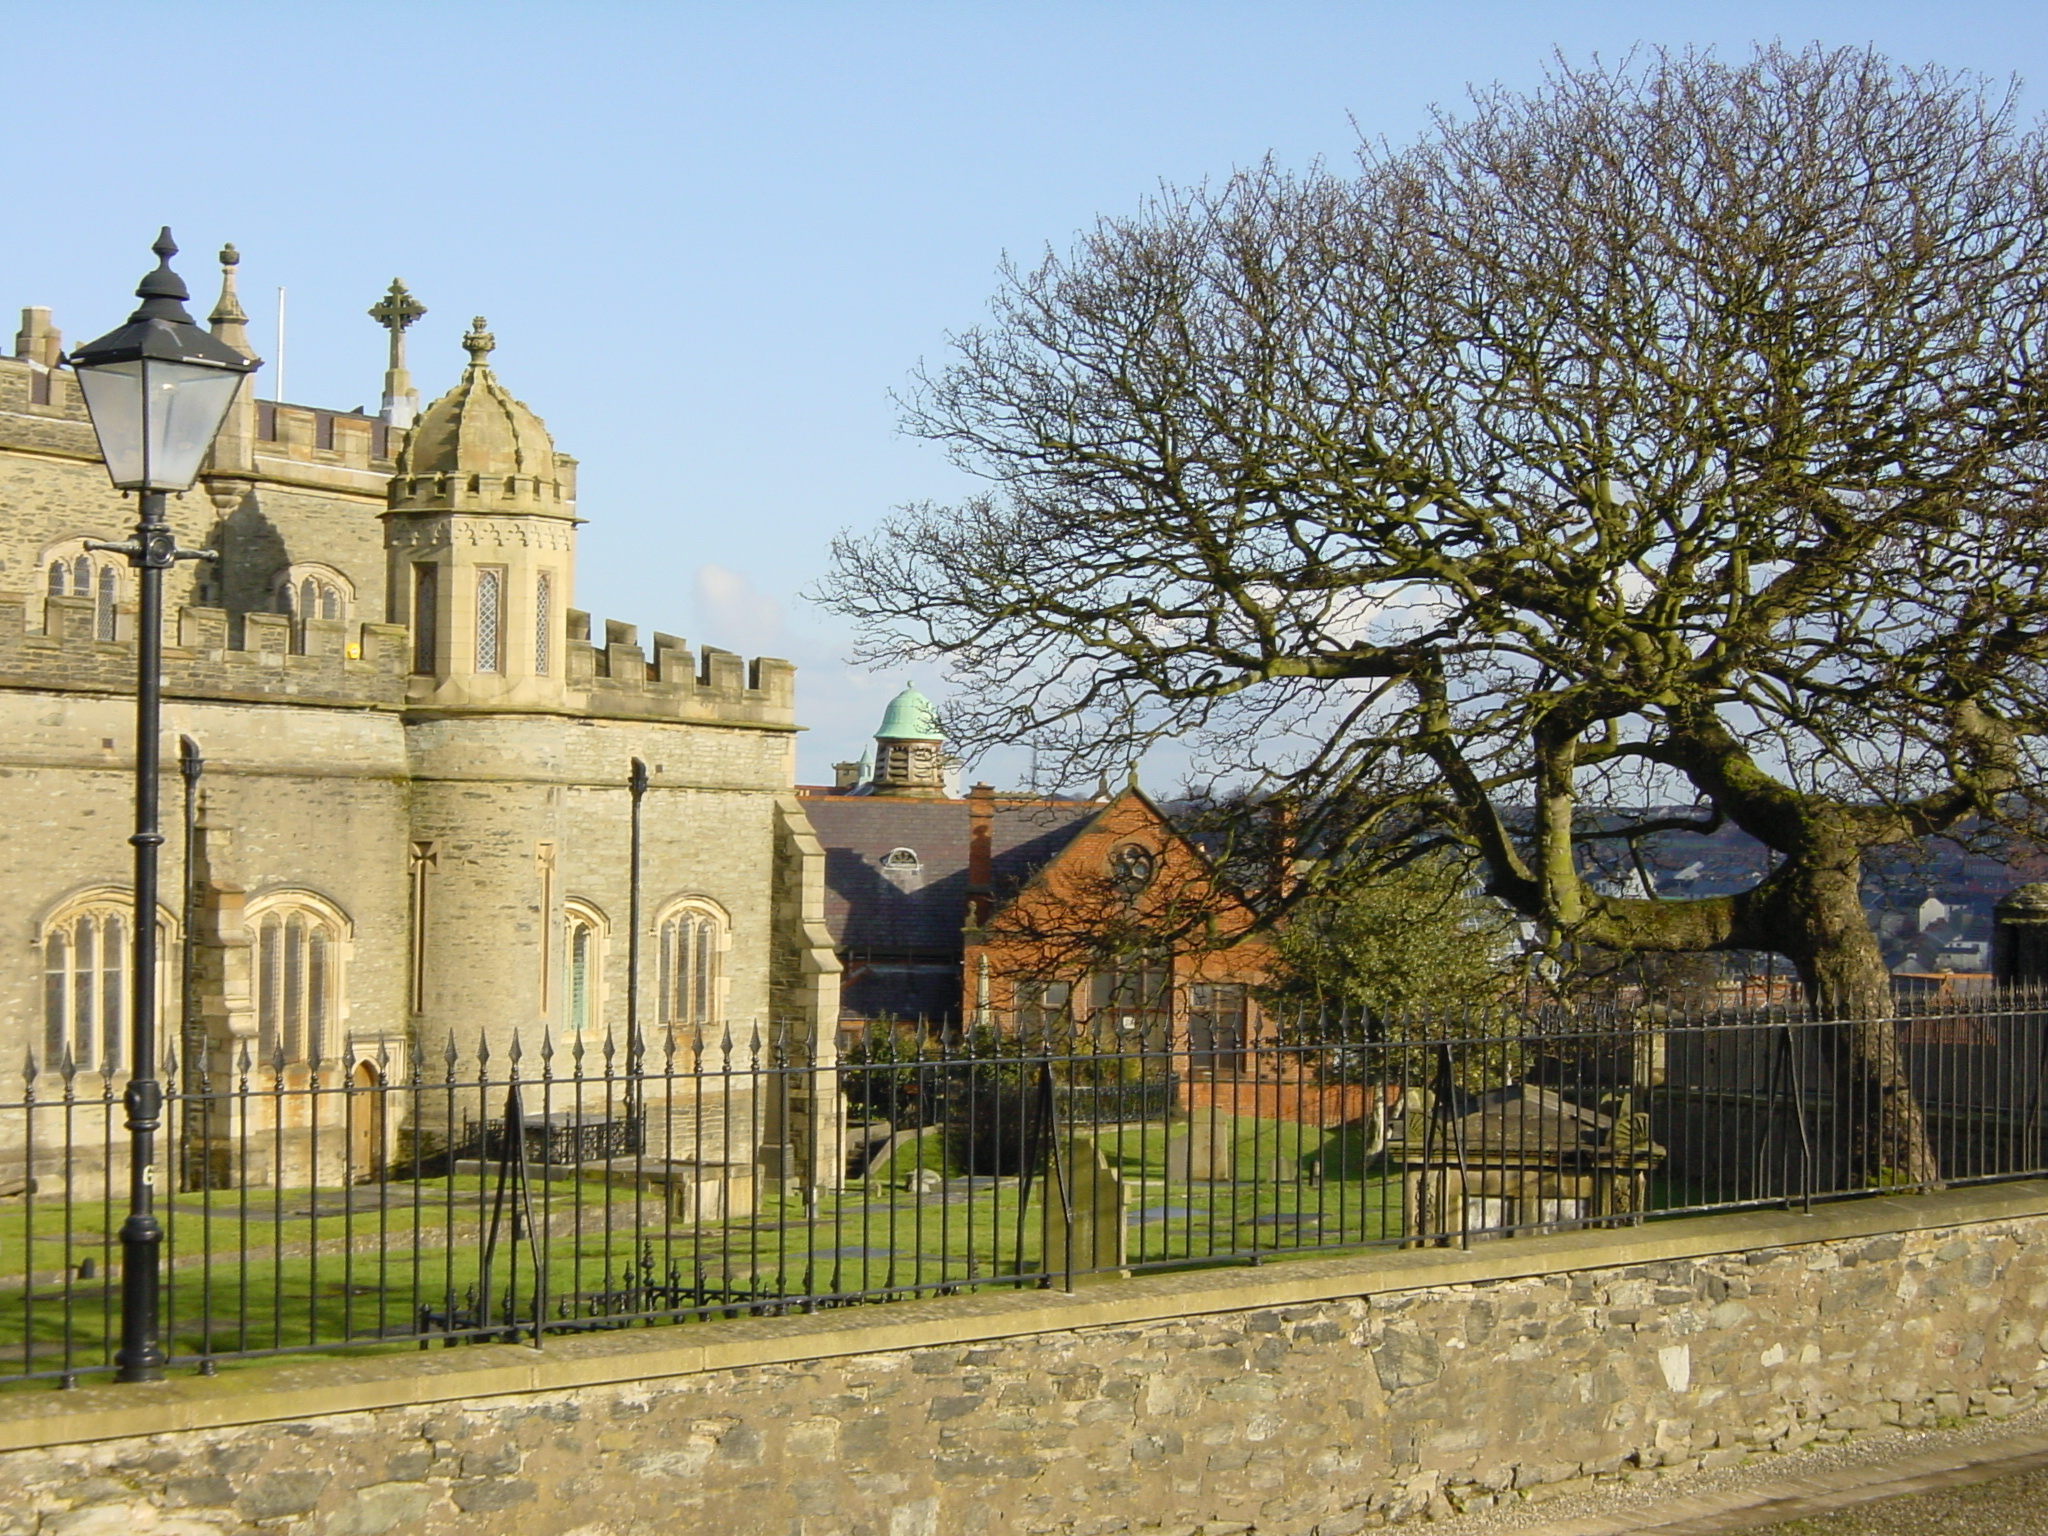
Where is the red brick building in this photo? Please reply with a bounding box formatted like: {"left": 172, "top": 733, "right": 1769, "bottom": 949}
{"left": 800, "top": 687, "right": 1272, "bottom": 1057}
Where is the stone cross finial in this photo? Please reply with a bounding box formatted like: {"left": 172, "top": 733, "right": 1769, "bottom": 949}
{"left": 369, "top": 278, "right": 427, "bottom": 430}
{"left": 369, "top": 279, "right": 426, "bottom": 361}
{"left": 463, "top": 316, "right": 495, "bottom": 365}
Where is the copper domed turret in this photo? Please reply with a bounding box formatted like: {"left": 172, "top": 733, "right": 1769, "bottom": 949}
{"left": 868, "top": 684, "right": 947, "bottom": 797}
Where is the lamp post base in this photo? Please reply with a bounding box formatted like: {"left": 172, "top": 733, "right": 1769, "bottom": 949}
{"left": 114, "top": 1210, "right": 167, "bottom": 1383}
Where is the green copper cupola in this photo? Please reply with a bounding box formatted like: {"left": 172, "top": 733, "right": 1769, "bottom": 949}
{"left": 875, "top": 684, "right": 939, "bottom": 741}
{"left": 870, "top": 684, "right": 945, "bottom": 796}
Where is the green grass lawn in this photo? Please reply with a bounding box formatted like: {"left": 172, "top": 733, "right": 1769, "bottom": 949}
{"left": 0, "top": 1114, "right": 1411, "bottom": 1384}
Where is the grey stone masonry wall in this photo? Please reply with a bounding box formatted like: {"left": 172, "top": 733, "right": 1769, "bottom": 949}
{"left": 0, "top": 685, "right": 415, "bottom": 1172}
{"left": 0, "top": 356, "right": 395, "bottom": 625}
{"left": 0, "top": 1185, "right": 2045, "bottom": 1536}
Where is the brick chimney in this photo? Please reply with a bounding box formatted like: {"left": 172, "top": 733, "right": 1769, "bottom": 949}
{"left": 967, "top": 783, "right": 995, "bottom": 927}
{"left": 1268, "top": 795, "right": 1302, "bottom": 901}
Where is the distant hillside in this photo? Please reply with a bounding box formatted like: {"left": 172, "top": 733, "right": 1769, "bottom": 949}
{"left": 1575, "top": 809, "right": 2046, "bottom": 971}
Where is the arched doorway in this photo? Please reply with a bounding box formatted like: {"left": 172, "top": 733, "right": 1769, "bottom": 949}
{"left": 349, "top": 1060, "right": 385, "bottom": 1183}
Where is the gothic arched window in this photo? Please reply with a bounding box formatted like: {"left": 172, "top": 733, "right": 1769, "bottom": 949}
{"left": 563, "top": 899, "right": 608, "bottom": 1035}
{"left": 411, "top": 563, "right": 439, "bottom": 675}
{"left": 272, "top": 565, "right": 354, "bottom": 651}
{"left": 39, "top": 540, "right": 125, "bottom": 640}
{"left": 248, "top": 894, "right": 350, "bottom": 1067}
{"left": 40, "top": 890, "right": 173, "bottom": 1072}
{"left": 656, "top": 899, "right": 727, "bottom": 1030}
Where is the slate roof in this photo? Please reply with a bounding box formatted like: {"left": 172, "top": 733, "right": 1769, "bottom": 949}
{"left": 800, "top": 795, "right": 1099, "bottom": 957}
{"left": 804, "top": 798, "right": 972, "bottom": 956}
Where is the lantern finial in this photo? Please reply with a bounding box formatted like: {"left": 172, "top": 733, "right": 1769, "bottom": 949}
{"left": 125, "top": 228, "right": 200, "bottom": 326}
{"left": 137, "top": 229, "right": 188, "bottom": 302}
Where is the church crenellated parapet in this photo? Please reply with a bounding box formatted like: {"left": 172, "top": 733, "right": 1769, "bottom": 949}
{"left": 0, "top": 589, "right": 411, "bottom": 707}
{"left": 562, "top": 611, "right": 795, "bottom": 727}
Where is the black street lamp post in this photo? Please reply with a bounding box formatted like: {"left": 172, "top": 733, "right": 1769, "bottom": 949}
{"left": 68, "top": 230, "right": 258, "bottom": 1383}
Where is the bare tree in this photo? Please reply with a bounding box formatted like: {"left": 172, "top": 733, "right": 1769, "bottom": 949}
{"left": 821, "top": 46, "right": 2048, "bottom": 1180}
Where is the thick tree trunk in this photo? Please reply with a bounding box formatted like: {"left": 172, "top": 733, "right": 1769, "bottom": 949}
{"left": 1777, "top": 853, "right": 1940, "bottom": 1187}
{"left": 1453, "top": 717, "right": 1944, "bottom": 1188}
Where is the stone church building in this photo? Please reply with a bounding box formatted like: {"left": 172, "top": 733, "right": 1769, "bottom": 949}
{"left": 0, "top": 248, "right": 840, "bottom": 1187}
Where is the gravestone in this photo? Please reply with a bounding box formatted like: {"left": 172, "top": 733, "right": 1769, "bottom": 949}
{"left": 1039, "top": 1138, "right": 1127, "bottom": 1285}
{"left": 1994, "top": 883, "right": 2048, "bottom": 985}
{"left": 861, "top": 1124, "right": 943, "bottom": 1186}
{"left": 1166, "top": 1112, "right": 1238, "bottom": 1182}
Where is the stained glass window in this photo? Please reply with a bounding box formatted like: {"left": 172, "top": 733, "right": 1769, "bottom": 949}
{"left": 41, "top": 546, "right": 132, "bottom": 635}
{"left": 41, "top": 897, "right": 165, "bottom": 1071}
{"left": 412, "top": 564, "right": 438, "bottom": 674}
{"left": 564, "top": 900, "right": 607, "bottom": 1034}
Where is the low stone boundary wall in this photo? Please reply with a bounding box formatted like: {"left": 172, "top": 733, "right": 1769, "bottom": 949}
{"left": 1, "top": 1183, "right": 2045, "bottom": 1535}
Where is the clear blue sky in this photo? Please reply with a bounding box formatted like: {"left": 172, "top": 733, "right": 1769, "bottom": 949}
{"left": 7, "top": 2, "right": 2045, "bottom": 782}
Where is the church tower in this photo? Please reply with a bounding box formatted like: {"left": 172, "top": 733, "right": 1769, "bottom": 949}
{"left": 383, "top": 318, "right": 578, "bottom": 711}
{"left": 868, "top": 684, "right": 947, "bottom": 796}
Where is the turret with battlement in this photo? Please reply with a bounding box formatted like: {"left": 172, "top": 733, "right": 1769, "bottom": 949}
{"left": 384, "top": 317, "right": 583, "bottom": 713}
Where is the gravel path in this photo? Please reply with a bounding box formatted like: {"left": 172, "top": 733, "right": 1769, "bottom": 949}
{"left": 1733, "top": 1466, "right": 2048, "bottom": 1534}
{"left": 1415, "top": 1398, "right": 2048, "bottom": 1536}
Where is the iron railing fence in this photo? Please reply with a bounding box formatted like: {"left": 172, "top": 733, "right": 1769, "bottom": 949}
{"left": 4, "top": 988, "right": 2046, "bottom": 1387}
